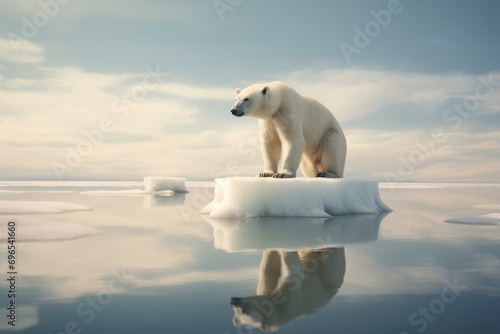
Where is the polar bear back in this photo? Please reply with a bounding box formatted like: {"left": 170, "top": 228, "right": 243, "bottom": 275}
{"left": 274, "top": 83, "right": 344, "bottom": 148}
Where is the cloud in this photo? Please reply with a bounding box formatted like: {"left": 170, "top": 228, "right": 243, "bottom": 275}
{"left": 0, "top": 38, "right": 44, "bottom": 63}
{"left": 157, "top": 82, "right": 234, "bottom": 100}
{"left": 0, "top": 65, "right": 204, "bottom": 179}
{"left": 1, "top": 60, "right": 500, "bottom": 182}
{"left": 0, "top": 65, "right": 198, "bottom": 126}
{"left": 346, "top": 129, "right": 500, "bottom": 182}
{"left": 282, "top": 68, "right": 500, "bottom": 122}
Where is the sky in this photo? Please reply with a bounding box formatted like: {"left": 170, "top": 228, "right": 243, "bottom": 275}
{"left": 0, "top": 0, "right": 499, "bottom": 182}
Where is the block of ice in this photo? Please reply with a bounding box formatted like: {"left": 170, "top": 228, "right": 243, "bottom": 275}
{"left": 206, "top": 213, "right": 387, "bottom": 252}
{"left": 144, "top": 176, "right": 188, "bottom": 193}
{"left": 201, "top": 177, "right": 391, "bottom": 218}
{"left": 0, "top": 201, "right": 92, "bottom": 215}
{"left": 0, "top": 220, "right": 104, "bottom": 242}
{"left": 444, "top": 213, "right": 500, "bottom": 226}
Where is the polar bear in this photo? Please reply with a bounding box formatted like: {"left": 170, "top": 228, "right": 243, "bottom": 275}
{"left": 231, "top": 81, "right": 346, "bottom": 178}
{"left": 231, "top": 248, "right": 346, "bottom": 331}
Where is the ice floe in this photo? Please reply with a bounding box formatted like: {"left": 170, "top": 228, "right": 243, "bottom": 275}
{"left": 444, "top": 213, "right": 500, "bottom": 226}
{"left": 144, "top": 176, "right": 188, "bottom": 193}
{"left": 0, "top": 220, "right": 104, "bottom": 242}
{"left": 201, "top": 177, "right": 391, "bottom": 218}
{"left": 0, "top": 201, "right": 92, "bottom": 215}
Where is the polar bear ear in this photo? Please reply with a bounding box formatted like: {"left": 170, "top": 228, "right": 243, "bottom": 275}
{"left": 261, "top": 86, "right": 268, "bottom": 95}
{"left": 235, "top": 88, "right": 241, "bottom": 95}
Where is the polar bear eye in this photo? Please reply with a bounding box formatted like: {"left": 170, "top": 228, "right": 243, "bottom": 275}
{"left": 243, "top": 98, "right": 249, "bottom": 101}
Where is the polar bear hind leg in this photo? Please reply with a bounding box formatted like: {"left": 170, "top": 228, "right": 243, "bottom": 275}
{"left": 315, "top": 130, "right": 346, "bottom": 178}
{"left": 299, "top": 156, "right": 317, "bottom": 178}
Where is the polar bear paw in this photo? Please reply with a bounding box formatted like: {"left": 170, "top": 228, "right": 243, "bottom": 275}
{"left": 257, "top": 172, "right": 275, "bottom": 178}
{"left": 316, "top": 172, "right": 340, "bottom": 178}
{"left": 272, "top": 172, "right": 295, "bottom": 179}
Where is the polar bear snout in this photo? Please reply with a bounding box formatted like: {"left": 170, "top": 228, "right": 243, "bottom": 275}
{"left": 231, "top": 108, "right": 245, "bottom": 117}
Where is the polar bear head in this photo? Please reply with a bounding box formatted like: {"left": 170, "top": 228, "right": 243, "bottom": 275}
{"left": 231, "top": 83, "right": 269, "bottom": 118}
{"left": 230, "top": 81, "right": 288, "bottom": 119}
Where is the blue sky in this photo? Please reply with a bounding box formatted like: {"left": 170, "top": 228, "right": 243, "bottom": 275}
{"left": 0, "top": 0, "right": 499, "bottom": 181}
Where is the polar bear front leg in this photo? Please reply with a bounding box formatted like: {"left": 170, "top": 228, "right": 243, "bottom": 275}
{"left": 257, "top": 120, "right": 282, "bottom": 177}
{"left": 273, "top": 130, "right": 305, "bottom": 179}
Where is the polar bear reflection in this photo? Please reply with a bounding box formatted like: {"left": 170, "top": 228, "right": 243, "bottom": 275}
{"left": 231, "top": 247, "right": 345, "bottom": 331}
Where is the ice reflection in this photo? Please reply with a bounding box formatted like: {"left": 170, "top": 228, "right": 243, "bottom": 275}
{"left": 143, "top": 193, "right": 186, "bottom": 208}
{"left": 79, "top": 189, "right": 187, "bottom": 208}
{"left": 206, "top": 213, "right": 389, "bottom": 252}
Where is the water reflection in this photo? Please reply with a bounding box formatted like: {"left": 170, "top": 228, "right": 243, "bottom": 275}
{"left": 78, "top": 189, "right": 187, "bottom": 208}
{"left": 205, "top": 213, "right": 389, "bottom": 331}
{"left": 143, "top": 193, "right": 186, "bottom": 208}
{"left": 231, "top": 248, "right": 346, "bottom": 331}
{"left": 3, "top": 185, "right": 500, "bottom": 333}
{"left": 206, "top": 213, "right": 388, "bottom": 252}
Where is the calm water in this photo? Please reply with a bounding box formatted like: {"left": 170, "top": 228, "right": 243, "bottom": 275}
{"left": 1, "top": 182, "right": 500, "bottom": 334}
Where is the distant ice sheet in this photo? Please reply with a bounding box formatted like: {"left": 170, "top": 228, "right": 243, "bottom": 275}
{"left": 0, "top": 201, "right": 92, "bottom": 215}
{"left": 81, "top": 189, "right": 146, "bottom": 196}
{"left": 201, "top": 177, "right": 391, "bottom": 218}
{"left": 0, "top": 220, "right": 104, "bottom": 242}
{"left": 444, "top": 213, "right": 500, "bottom": 226}
{"left": 0, "top": 190, "right": 74, "bottom": 194}
{"left": 81, "top": 189, "right": 175, "bottom": 197}
{"left": 381, "top": 182, "right": 500, "bottom": 189}
{"left": 472, "top": 204, "right": 500, "bottom": 210}
{"left": 207, "top": 213, "right": 387, "bottom": 252}
{"left": 0, "top": 181, "right": 143, "bottom": 188}
{"left": 186, "top": 181, "right": 215, "bottom": 189}
{"left": 144, "top": 177, "right": 188, "bottom": 193}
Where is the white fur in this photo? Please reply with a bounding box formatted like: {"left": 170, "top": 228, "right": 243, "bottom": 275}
{"left": 232, "top": 81, "right": 347, "bottom": 178}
